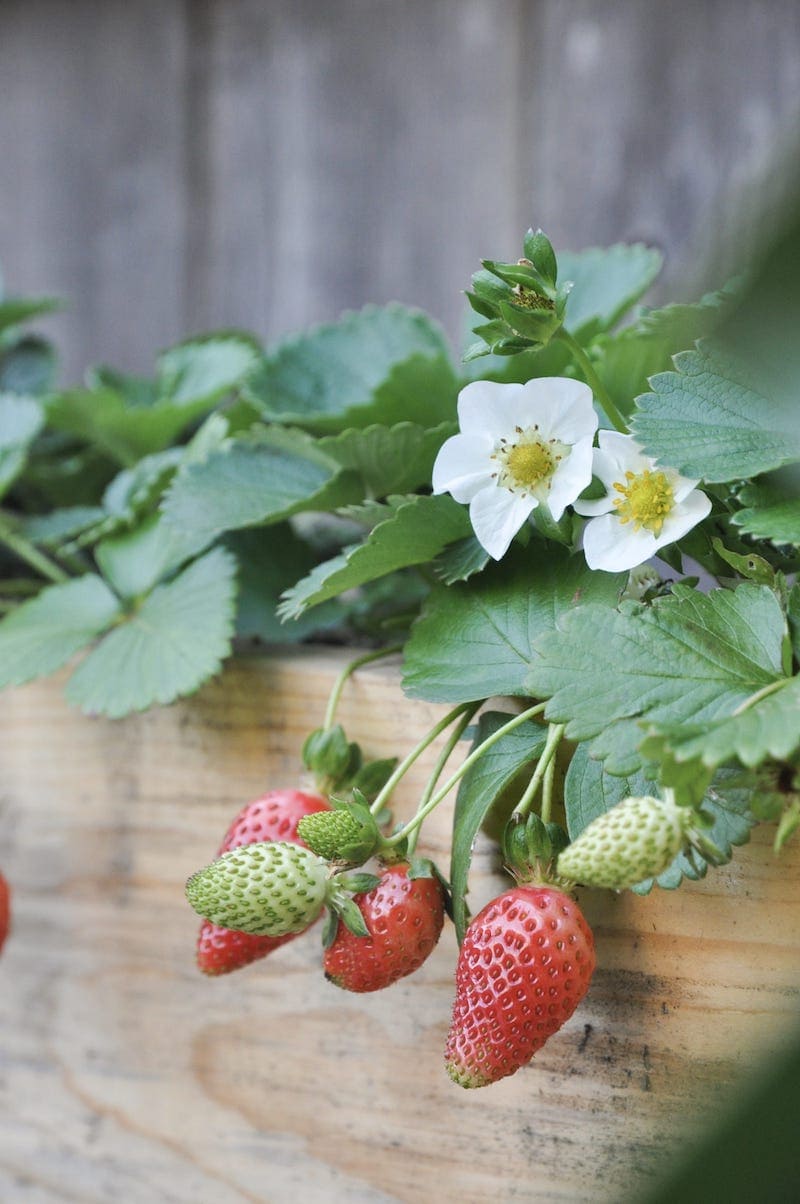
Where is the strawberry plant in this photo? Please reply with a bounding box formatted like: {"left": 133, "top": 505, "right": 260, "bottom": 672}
{"left": 2, "top": 216, "right": 799, "bottom": 1087}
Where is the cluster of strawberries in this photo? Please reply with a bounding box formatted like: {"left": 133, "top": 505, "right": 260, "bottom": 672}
{"left": 188, "top": 786, "right": 597, "bottom": 1089}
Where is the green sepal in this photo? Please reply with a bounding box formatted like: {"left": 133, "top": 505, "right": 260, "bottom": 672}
{"left": 302, "top": 724, "right": 361, "bottom": 792}
{"left": 481, "top": 259, "right": 553, "bottom": 295}
{"left": 498, "top": 300, "right": 561, "bottom": 345}
{"left": 408, "top": 856, "right": 453, "bottom": 921}
{"left": 333, "top": 895, "right": 371, "bottom": 939}
{"left": 685, "top": 810, "right": 730, "bottom": 866}
{"left": 532, "top": 504, "right": 574, "bottom": 547}
{"left": 775, "top": 799, "right": 800, "bottom": 853}
{"left": 501, "top": 812, "right": 569, "bottom": 884}
{"left": 523, "top": 229, "right": 558, "bottom": 287}
{"left": 335, "top": 872, "right": 381, "bottom": 893}
{"left": 321, "top": 907, "right": 339, "bottom": 949}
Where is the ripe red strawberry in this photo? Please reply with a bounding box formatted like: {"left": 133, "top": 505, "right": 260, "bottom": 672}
{"left": 324, "top": 863, "right": 445, "bottom": 993}
{"left": 445, "top": 886, "right": 596, "bottom": 1088}
{"left": 0, "top": 871, "right": 9, "bottom": 953}
{"left": 196, "top": 789, "right": 330, "bottom": 976}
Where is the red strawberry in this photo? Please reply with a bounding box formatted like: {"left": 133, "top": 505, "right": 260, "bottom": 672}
{"left": 197, "top": 789, "right": 330, "bottom": 976}
{"left": 445, "top": 886, "right": 595, "bottom": 1088}
{"left": 0, "top": 872, "right": 9, "bottom": 953}
{"left": 324, "top": 863, "right": 445, "bottom": 993}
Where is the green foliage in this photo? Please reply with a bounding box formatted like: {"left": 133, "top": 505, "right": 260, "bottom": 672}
{"left": 558, "top": 243, "right": 663, "bottom": 339}
{"left": 529, "top": 584, "right": 787, "bottom": 775}
{"left": 64, "top": 547, "right": 237, "bottom": 717}
{"left": 632, "top": 339, "right": 800, "bottom": 482}
{"left": 402, "top": 546, "right": 625, "bottom": 703}
{"left": 0, "top": 575, "right": 120, "bottom": 688}
{"left": 0, "top": 394, "right": 44, "bottom": 499}
{"left": 317, "top": 421, "right": 455, "bottom": 496}
{"left": 731, "top": 475, "right": 800, "bottom": 545}
{"left": 279, "top": 494, "right": 471, "bottom": 619}
{"left": 243, "top": 304, "right": 458, "bottom": 432}
{"left": 450, "top": 711, "right": 547, "bottom": 941}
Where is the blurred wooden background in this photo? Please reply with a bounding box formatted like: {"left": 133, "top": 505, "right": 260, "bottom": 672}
{"left": 1, "top": 0, "right": 800, "bottom": 383}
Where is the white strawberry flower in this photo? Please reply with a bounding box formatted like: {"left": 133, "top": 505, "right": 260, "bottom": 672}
{"left": 574, "top": 431, "right": 712, "bottom": 573}
{"left": 432, "top": 378, "right": 598, "bottom": 560}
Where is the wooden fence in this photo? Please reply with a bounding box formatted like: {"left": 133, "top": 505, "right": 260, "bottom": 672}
{"left": 1, "top": 1, "right": 799, "bottom": 385}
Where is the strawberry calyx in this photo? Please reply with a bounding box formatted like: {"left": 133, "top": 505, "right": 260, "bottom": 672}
{"left": 502, "top": 812, "right": 572, "bottom": 889}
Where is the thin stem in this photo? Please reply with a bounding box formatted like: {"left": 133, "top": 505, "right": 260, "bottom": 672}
{"left": 406, "top": 703, "right": 480, "bottom": 855}
{"left": 512, "top": 723, "right": 565, "bottom": 822}
{"left": 370, "top": 702, "right": 476, "bottom": 817}
{"left": 556, "top": 328, "right": 629, "bottom": 434}
{"left": 540, "top": 746, "right": 558, "bottom": 826}
{"left": 732, "top": 678, "right": 788, "bottom": 716}
{"left": 323, "top": 643, "right": 403, "bottom": 731}
{"left": 0, "top": 516, "right": 69, "bottom": 585}
{"left": 384, "top": 702, "right": 547, "bottom": 846}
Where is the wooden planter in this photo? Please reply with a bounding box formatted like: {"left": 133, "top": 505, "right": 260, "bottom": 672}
{"left": 2, "top": 647, "right": 799, "bottom": 1203}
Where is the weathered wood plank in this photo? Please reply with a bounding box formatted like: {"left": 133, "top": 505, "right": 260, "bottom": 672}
{"left": 195, "top": 0, "right": 522, "bottom": 350}
{"left": 0, "top": 0, "right": 191, "bottom": 383}
{"left": 1, "top": 648, "right": 798, "bottom": 1202}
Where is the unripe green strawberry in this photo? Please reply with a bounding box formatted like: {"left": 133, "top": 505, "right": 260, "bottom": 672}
{"left": 186, "top": 841, "right": 329, "bottom": 936}
{"left": 558, "top": 795, "right": 690, "bottom": 890}
{"left": 298, "top": 809, "right": 363, "bottom": 860}
{"left": 445, "top": 886, "right": 595, "bottom": 1088}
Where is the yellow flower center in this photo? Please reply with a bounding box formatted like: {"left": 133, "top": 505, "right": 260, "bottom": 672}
{"left": 492, "top": 426, "right": 565, "bottom": 498}
{"left": 613, "top": 469, "right": 674, "bottom": 535}
{"left": 506, "top": 440, "right": 555, "bottom": 488}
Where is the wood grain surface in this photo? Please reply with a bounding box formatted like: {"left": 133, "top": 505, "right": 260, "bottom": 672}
{"left": 3, "top": 1, "right": 800, "bottom": 381}
{"left": 1, "top": 647, "right": 798, "bottom": 1203}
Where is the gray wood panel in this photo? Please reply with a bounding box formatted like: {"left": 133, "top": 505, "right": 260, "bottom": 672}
{"left": 1, "top": 0, "right": 799, "bottom": 382}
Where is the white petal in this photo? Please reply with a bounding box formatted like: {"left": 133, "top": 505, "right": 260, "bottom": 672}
{"left": 582, "top": 514, "right": 660, "bottom": 573}
{"left": 596, "top": 430, "right": 651, "bottom": 475}
{"left": 457, "top": 380, "right": 523, "bottom": 438}
{"left": 654, "top": 489, "right": 713, "bottom": 546}
{"left": 547, "top": 436, "right": 595, "bottom": 521}
{"left": 432, "top": 433, "right": 494, "bottom": 502}
{"left": 544, "top": 381, "right": 599, "bottom": 444}
{"left": 672, "top": 472, "right": 702, "bottom": 503}
{"left": 469, "top": 483, "right": 536, "bottom": 560}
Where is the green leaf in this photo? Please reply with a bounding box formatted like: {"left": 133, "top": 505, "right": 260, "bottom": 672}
{"left": 317, "top": 421, "right": 455, "bottom": 496}
{"left": 451, "top": 711, "right": 547, "bottom": 941}
{"left": 22, "top": 506, "right": 107, "bottom": 547}
{"left": 642, "top": 676, "right": 800, "bottom": 772}
{"left": 0, "top": 297, "right": 60, "bottom": 334}
{"left": 45, "top": 388, "right": 214, "bottom": 465}
{"left": 0, "top": 393, "right": 44, "bottom": 498}
{"left": 402, "top": 546, "right": 626, "bottom": 703}
{"left": 87, "top": 365, "right": 160, "bottom": 407}
{"left": 156, "top": 332, "right": 261, "bottom": 405}
{"left": 789, "top": 584, "right": 800, "bottom": 663}
{"left": 0, "top": 575, "right": 121, "bottom": 688}
{"left": 529, "top": 584, "right": 787, "bottom": 775}
{"left": 0, "top": 336, "right": 56, "bottom": 395}
{"left": 564, "top": 742, "right": 652, "bottom": 839}
{"left": 243, "top": 304, "right": 458, "bottom": 433}
{"left": 65, "top": 547, "right": 237, "bottom": 717}
{"left": 731, "top": 474, "right": 800, "bottom": 545}
{"left": 229, "top": 526, "right": 345, "bottom": 643}
{"left": 161, "top": 429, "right": 363, "bottom": 553}
{"left": 95, "top": 513, "right": 204, "bottom": 598}
{"left": 279, "top": 494, "right": 471, "bottom": 619}
{"left": 432, "top": 535, "right": 490, "bottom": 585}
{"left": 632, "top": 339, "right": 800, "bottom": 481}
{"left": 559, "top": 244, "right": 663, "bottom": 339}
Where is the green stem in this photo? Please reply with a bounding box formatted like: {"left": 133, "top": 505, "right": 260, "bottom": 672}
{"left": 732, "top": 678, "right": 789, "bottom": 716}
{"left": 384, "top": 702, "right": 547, "bottom": 847}
{"left": 0, "top": 516, "right": 69, "bottom": 585}
{"left": 512, "top": 723, "right": 565, "bottom": 822}
{"left": 369, "top": 702, "right": 477, "bottom": 817}
{"left": 323, "top": 643, "right": 403, "bottom": 732}
{"left": 406, "top": 703, "right": 480, "bottom": 855}
{"left": 556, "top": 328, "right": 629, "bottom": 434}
{"left": 540, "top": 744, "right": 558, "bottom": 826}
